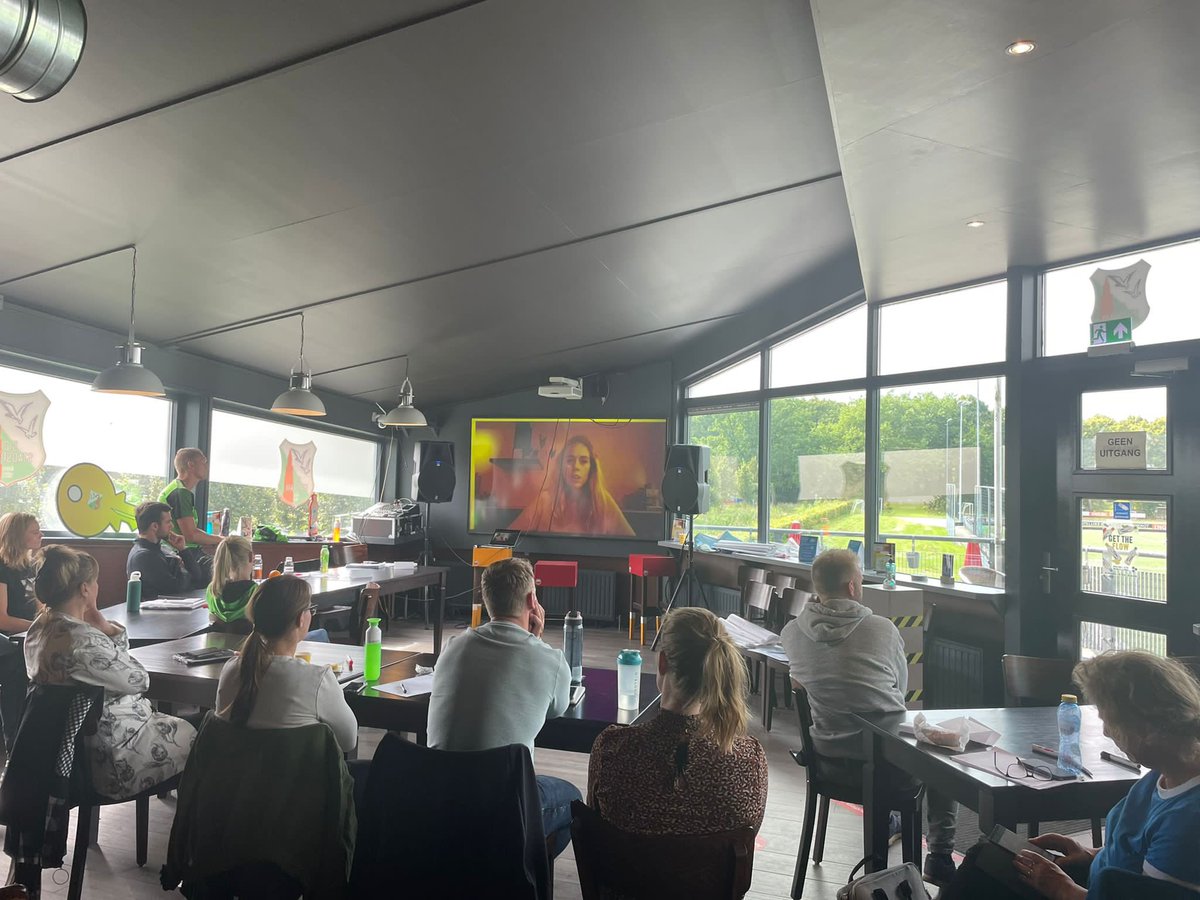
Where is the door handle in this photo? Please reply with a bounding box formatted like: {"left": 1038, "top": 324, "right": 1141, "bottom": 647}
{"left": 1040, "top": 552, "right": 1058, "bottom": 594}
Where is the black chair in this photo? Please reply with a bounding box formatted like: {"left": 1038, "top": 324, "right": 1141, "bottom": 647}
{"left": 789, "top": 681, "right": 924, "bottom": 899}
{"left": 737, "top": 580, "right": 774, "bottom": 696}
{"left": 570, "top": 800, "right": 756, "bottom": 900}
{"left": 312, "top": 583, "right": 379, "bottom": 644}
{"left": 351, "top": 732, "right": 552, "bottom": 899}
{"left": 756, "top": 587, "right": 814, "bottom": 731}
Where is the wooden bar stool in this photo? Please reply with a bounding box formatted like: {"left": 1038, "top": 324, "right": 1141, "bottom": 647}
{"left": 534, "top": 560, "right": 579, "bottom": 613}
{"left": 628, "top": 554, "right": 675, "bottom": 645}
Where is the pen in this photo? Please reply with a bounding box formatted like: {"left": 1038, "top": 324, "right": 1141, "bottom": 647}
{"left": 1031, "top": 743, "right": 1094, "bottom": 778}
{"left": 1101, "top": 750, "right": 1142, "bottom": 772}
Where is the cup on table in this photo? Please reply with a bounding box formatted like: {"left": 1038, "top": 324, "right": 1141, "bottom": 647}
{"left": 294, "top": 651, "right": 312, "bottom": 664}
{"left": 471, "top": 602, "right": 483, "bottom": 629}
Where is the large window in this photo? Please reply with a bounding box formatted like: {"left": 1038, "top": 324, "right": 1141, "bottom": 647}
{"left": 1044, "top": 238, "right": 1200, "bottom": 356}
{"left": 878, "top": 377, "right": 1006, "bottom": 580}
{"left": 686, "top": 355, "right": 760, "bottom": 399}
{"left": 767, "top": 391, "right": 865, "bottom": 546}
{"left": 686, "top": 408, "right": 759, "bottom": 541}
{"left": 878, "top": 282, "right": 1007, "bottom": 376}
{"left": 0, "top": 362, "right": 172, "bottom": 533}
{"left": 208, "top": 409, "right": 379, "bottom": 536}
{"left": 769, "top": 306, "right": 867, "bottom": 387}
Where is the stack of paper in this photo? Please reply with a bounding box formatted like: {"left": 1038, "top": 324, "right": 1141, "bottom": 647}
{"left": 721, "top": 614, "right": 782, "bottom": 649}
{"left": 140, "top": 596, "right": 208, "bottom": 610}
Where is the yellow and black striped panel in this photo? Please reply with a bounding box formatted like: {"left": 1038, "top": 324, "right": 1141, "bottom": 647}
{"left": 906, "top": 651, "right": 923, "bottom": 665}
{"left": 905, "top": 689, "right": 923, "bottom": 703}
{"left": 890, "top": 614, "right": 924, "bottom": 629}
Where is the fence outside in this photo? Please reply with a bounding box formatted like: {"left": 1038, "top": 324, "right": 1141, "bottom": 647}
{"left": 1079, "top": 619, "right": 1167, "bottom": 658}
{"left": 1079, "top": 564, "right": 1167, "bottom": 604}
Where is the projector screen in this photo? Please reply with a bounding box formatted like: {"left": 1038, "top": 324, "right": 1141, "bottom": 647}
{"left": 469, "top": 418, "right": 667, "bottom": 539}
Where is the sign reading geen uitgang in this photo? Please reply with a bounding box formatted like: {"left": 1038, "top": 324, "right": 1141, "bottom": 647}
{"left": 1095, "top": 431, "right": 1147, "bottom": 469}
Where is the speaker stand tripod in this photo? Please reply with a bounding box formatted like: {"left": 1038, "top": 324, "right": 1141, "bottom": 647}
{"left": 412, "top": 500, "right": 432, "bottom": 630}
{"left": 651, "top": 515, "right": 710, "bottom": 651}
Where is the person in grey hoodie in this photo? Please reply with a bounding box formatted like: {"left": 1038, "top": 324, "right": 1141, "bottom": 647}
{"left": 781, "top": 548, "right": 959, "bottom": 885}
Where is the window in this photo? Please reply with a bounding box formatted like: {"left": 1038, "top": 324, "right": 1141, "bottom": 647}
{"left": 769, "top": 306, "right": 867, "bottom": 388}
{"left": 208, "top": 410, "right": 379, "bottom": 536}
{"left": 878, "top": 282, "right": 1007, "bottom": 376}
{"left": 1080, "top": 621, "right": 1166, "bottom": 659}
{"left": 878, "top": 377, "right": 1006, "bottom": 579}
{"left": 1079, "top": 497, "right": 1166, "bottom": 603}
{"left": 767, "top": 391, "right": 865, "bottom": 546}
{"left": 1081, "top": 387, "right": 1167, "bottom": 471}
{"left": 686, "top": 408, "right": 759, "bottom": 541}
{"left": 1044, "top": 238, "right": 1200, "bottom": 356}
{"left": 0, "top": 362, "right": 172, "bottom": 533}
{"left": 686, "top": 355, "right": 760, "bottom": 399}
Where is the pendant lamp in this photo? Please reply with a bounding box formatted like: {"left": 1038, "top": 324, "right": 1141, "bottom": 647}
{"left": 92, "top": 246, "right": 166, "bottom": 397}
{"left": 271, "top": 312, "right": 326, "bottom": 416}
{"left": 379, "top": 358, "right": 426, "bottom": 427}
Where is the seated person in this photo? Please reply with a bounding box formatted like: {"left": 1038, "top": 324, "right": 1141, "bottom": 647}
{"left": 427, "top": 557, "right": 579, "bottom": 858}
{"left": 215, "top": 575, "right": 357, "bottom": 754}
{"left": 205, "top": 536, "right": 256, "bottom": 632}
{"left": 588, "top": 607, "right": 768, "bottom": 835}
{"left": 781, "top": 548, "right": 959, "bottom": 884}
{"left": 945, "top": 651, "right": 1200, "bottom": 899}
{"left": 160, "top": 447, "right": 223, "bottom": 558}
{"left": 25, "top": 545, "right": 194, "bottom": 799}
{"left": 127, "top": 501, "right": 207, "bottom": 599}
{"left": 0, "top": 512, "right": 41, "bottom": 751}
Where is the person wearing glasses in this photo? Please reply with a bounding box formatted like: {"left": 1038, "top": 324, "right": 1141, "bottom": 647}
{"left": 215, "top": 576, "right": 357, "bottom": 753}
{"left": 943, "top": 651, "right": 1200, "bottom": 898}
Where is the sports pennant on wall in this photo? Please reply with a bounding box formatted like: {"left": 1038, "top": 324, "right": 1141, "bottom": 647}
{"left": 0, "top": 390, "right": 50, "bottom": 487}
{"left": 1090, "top": 259, "right": 1151, "bottom": 328}
{"left": 278, "top": 440, "right": 317, "bottom": 507}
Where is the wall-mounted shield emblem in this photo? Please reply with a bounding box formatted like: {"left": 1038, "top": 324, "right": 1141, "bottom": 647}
{"left": 1090, "top": 259, "right": 1151, "bottom": 328}
{"left": 0, "top": 390, "right": 50, "bottom": 487}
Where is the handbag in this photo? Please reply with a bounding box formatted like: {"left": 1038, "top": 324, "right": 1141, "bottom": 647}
{"left": 836, "top": 862, "right": 930, "bottom": 900}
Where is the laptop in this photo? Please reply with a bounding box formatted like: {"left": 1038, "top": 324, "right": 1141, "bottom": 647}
{"left": 490, "top": 528, "right": 519, "bottom": 547}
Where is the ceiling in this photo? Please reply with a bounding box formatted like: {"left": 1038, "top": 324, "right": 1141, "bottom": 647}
{"left": 810, "top": 0, "right": 1200, "bottom": 302}
{"left": 0, "top": 0, "right": 855, "bottom": 408}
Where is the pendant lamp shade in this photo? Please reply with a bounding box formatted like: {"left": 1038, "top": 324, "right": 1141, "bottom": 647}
{"left": 271, "top": 313, "right": 326, "bottom": 417}
{"left": 93, "top": 246, "right": 165, "bottom": 397}
{"left": 379, "top": 362, "right": 426, "bottom": 427}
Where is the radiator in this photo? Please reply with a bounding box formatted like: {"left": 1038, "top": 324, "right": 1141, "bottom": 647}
{"left": 926, "top": 637, "right": 985, "bottom": 708}
{"left": 539, "top": 569, "right": 616, "bottom": 623}
{"left": 697, "top": 583, "right": 741, "bottom": 618}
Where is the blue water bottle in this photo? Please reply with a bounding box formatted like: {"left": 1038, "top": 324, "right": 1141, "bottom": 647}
{"left": 1058, "top": 692, "right": 1082, "bottom": 775}
{"left": 563, "top": 611, "right": 583, "bottom": 685}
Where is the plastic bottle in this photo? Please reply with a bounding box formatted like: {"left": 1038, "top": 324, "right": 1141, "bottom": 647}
{"left": 884, "top": 559, "right": 897, "bottom": 589}
{"left": 320, "top": 544, "right": 330, "bottom": 574}
{"left": 126, "top": 571, "right": 142, "bottom": 613}
{"left": 253, "top": 554, "right": 264, "bottom": 580}
{"left": 332, "top": 516, "right": 342, "bottom": 543}
{"left": 563, "top": 611, "right": 584, "bottom": 684}
{"left": 617, "top": 649, "right": 642, "bottom": 711}
{"left": 364, "top": 617, "right": 382, "bottom": 683}
{"left": 1058, "top": 693, "right": 1083, "bottom": 775}
{"left": 282, "top": 556, "right": 294, "bottom": 575}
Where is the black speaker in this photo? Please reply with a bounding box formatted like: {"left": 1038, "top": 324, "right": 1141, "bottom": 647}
{"left": 662, "top": 444, "right": 710, "bottom": 515}
{"left": 415, "top": 441, "right": 456, "bottom": 503}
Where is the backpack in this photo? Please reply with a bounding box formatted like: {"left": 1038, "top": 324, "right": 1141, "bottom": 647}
{"left": 836, "top": 863, "right": 930, "bottom": 900}
{"left": 252, "top": 524, "right": 287, "bottom": 543}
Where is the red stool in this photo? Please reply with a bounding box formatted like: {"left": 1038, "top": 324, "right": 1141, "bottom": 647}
{"left": 628, "top": 554, "right": 676, "bottom": 646}
{"left": 534, "top": 560, "right": 579, "bottom": 612}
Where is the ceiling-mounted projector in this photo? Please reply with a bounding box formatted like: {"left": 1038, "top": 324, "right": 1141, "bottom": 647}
{"left": 538, "top": 376, "right": 583, "bottom": 400}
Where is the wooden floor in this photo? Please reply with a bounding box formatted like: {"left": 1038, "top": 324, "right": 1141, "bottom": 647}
{"left": 0, "top": 614, "right": 996, "bottom": 898}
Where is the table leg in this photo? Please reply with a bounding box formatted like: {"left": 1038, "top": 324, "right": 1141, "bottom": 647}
{"left": 862, "top": 730, "right": 889, "bottom": 874}
{"left": 432, "top": 575, "right": 445, "bottom": 658}
{"left": 977, "top": 790, "right": 1016, "bottom": 836}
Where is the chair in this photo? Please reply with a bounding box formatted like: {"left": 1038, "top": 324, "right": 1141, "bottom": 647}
{"left": 570, "top": 800, "right": 755, "bottom": 900}
{"left": 0, "top": 684, "right": 180, "bottom": 900}
{"left": 738, "top": 581, "right": 774, "bottom": 695}
{"left": 756, "top": 587, "right": 814, "bottom": 731}
{"left": 162, "top": 715, "right": 355, "bottom": 899}
{"left": 737, "top": 566, "right": 767, "bottom": 589}
{"left": 789, "top": 680, "right": 924, "bottom": 899}
{"left": 1001, "top": 655, "right": 1102, "bottom": 847}
{"left": 313, "top": 583, "right": 380, "bottom": 645}
{"left": 351, "top": 732, "right": 551, "bottom": 899}
{"left": 765, "top": 572, "right": 796, "bottom": 613}
{"left": 628, "top": 555, "right": 674, "bottom": 645}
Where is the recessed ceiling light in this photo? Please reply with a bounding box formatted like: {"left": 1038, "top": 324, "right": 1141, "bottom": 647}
{"left": 966, "top": 219, "right": 986, "bottom": 228}
{"left": 1005, "top": 39, "right": 1037, "bottom": 56}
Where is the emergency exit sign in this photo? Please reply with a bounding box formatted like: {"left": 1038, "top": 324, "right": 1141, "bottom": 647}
{"left": 1095, "top": 431, "right": 1147, "bottom": 469}
{"left": 1090, "top": 317, "right": 1133, "bottom": 346}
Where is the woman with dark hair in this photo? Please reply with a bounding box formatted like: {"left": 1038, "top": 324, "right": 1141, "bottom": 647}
{"left": 587, "top": 607, "right": 768, "bottom": 835}
{"left": 24, "top": 545, "right": 194, "bottom": 798}
{"left": 215, "top": 575, "right": 357, "bottom": 752}
{"left": 509, "top": 435, "right": 635, "bottom": 536}
{"left": 0, "top": 511, "right": 40, "bottom": 750}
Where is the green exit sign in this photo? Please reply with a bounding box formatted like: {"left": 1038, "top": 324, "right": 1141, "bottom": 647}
{"left": 1090, "top": 317, "right": 1133, "bottom": 346}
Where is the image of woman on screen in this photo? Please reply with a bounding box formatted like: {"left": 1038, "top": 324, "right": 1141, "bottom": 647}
{"left": 508, "top": 436, "right": 636, "bottom": 536}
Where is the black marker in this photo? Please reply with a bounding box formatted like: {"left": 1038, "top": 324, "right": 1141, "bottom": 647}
{"left": 1100, "top": 750, "right": 1142, "bottom": 772}
{"left": 1031, "top": 743, "right": 1093, "bottom": 778}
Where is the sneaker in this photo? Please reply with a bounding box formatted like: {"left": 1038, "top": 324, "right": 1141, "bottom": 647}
{"left": 887, "top": 811, "right": 902, "bottom": 846}
{"left": 923, "top": 852, "right": 956, "bottom": 886}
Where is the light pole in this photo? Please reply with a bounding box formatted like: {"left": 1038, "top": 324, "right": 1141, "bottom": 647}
{"left": 958, "top": 399, "right": 970, "bottom": 521}
{"left": 945, "top": 418, "right": 952, "bottom": 529}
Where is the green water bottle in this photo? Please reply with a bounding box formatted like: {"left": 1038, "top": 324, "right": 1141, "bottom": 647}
{"left": 319, "top": 544, "right": 330, "bottom": 574}
{"left": 364, "top": 617, "right": 382, "bottom": 683}
{"left": 126, "top": 571, "right": 142, "bottom": 614}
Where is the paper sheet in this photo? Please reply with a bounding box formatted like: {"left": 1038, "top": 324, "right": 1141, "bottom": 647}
{"left": 720, "top": 614, "right": 782, "bottom": 649}
{"left": 954, "top": 749, "right": 1079, "bottom": 789}
{"left": 370, "top": 673, "right": 434, "bottom": 697}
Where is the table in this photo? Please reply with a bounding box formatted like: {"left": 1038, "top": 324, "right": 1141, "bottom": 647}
{"left": 347, "top": 665, "right": 662, "bottom": 754}
{"left": 130, "top": 633, "right": 418, "bottom": 709}
{"left": 104, "top": 603, "right": 215, "bottom": 647}
{"left": 854, "top": 706, "right": 1141, "bottom": 873}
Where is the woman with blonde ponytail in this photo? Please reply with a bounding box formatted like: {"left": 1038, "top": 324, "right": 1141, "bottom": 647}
{"left": 587, "top": 607, "right": 767, "bottom": 835}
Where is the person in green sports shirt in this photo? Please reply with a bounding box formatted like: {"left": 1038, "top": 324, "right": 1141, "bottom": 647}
{"left": 160, "top": 448, "right": 223, "bottom": 552}
{"left": 205, "top": 536, "right": 256, "bottom": 634}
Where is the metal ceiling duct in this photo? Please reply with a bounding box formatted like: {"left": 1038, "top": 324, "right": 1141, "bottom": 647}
{"left": 0, "top": 0, "right": 86, "bottom": 102}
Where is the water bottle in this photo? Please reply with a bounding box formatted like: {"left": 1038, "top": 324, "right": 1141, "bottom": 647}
{"left": 1057, "top": 693, "right": 1083, "bottom": 775}
{"left": 364, "top": 617, "right": 382, "bottom": 683}
{"left": 563, "top": 611, "right": 584, "bottom": 684}
{"left": 282, "top": 556, "right": 294, "bottom": 575}
{"left": 617, "top": 649, "right": 642, "bottom": 711}
{"left": 253, "top": 554, "right": 263, "bottom": 580}
{"left": 319, "top": 544, "right": 330, "bottom": 574}
{"left": 126, "top": 571, "right": 142, "bottom": 614}
{"left": 884, "top": 559, "right": 897, "bottom": 589}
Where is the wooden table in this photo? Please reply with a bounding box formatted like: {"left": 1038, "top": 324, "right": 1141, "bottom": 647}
{"left": 347, "top": 665, "right": 662, "bottom": 754}
{"left": 103, "top": 603, "right": 215, "bottom": 647}
{"left": 854, "top": 706, "right": 1141, "bottom": 873}
{"left": 130, "top": 633, "right": 418, "bottom": 708}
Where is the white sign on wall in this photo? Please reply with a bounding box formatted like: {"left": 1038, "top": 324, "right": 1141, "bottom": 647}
{"left": 1095, "top": 431, "right": 1147, "bottom": 469}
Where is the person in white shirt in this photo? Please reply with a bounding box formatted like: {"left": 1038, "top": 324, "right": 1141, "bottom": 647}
{"left": 216, "top": 576, "right": 356, "bottom": 752}
{"left": 427, "top": 557, "right": 578, "bottom": 857}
